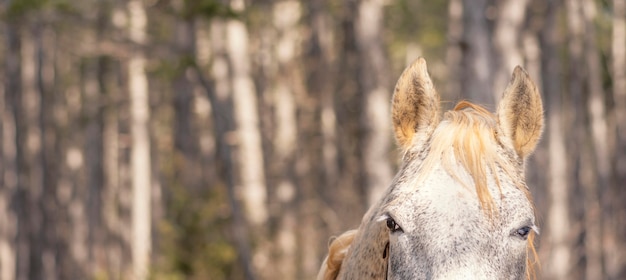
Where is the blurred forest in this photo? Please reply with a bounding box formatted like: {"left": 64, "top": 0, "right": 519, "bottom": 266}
{"left": 0, "top": 0, "right": 624, "bottom": 279}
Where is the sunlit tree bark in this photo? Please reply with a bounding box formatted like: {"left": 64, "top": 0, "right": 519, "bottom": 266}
{"left": 226, "top": 1, "right": 269, "bottom": 277}
{"left": 127, "top": 0, "right": 151, "bottom": 278}
{"left": 227, "top": 0, "right": 268, "bottom": 228}
{"left": 206, "top": 18, "right": 255, "bottom": 280}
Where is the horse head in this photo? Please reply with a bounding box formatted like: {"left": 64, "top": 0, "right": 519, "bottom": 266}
{"left": 319, "top": 57, "right": 543, "bottom": 280}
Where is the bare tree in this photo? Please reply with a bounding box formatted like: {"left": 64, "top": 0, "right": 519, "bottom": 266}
{"left": 581, "top": 0, "right": 608, "bottom": 278}
{"left": 227, "top": 0, "right": 268, "bottom": 228}
{"left": 17, "top": 24, "right": 46, "bottom": 280}
{"left": 493, "top": 0, "right": 529, "bottom": 95}
{"left": 267, "top": 1, "right": 302, "bottom": 278}
{"left": 206, "top": 17, "right": 256, "bottom": 280}
{"left": 539, "top": 1, "right": 573, "bottom": 279}
{"left": 445, "top": 0, "right": 463, "bottom": 100}
{"left": 172, "top": 15, "right": 200, "bottom": 192}
{"left": 1, "top": 5, "right": 21, "bottom": 278}
{"left": 460, "top": 0, "right": 495, "bottom": 106}
{"left": 127, "top": 0, "right": 151, "bottom": 278}
{"left": 355, "top": 0, "right": 393, "bottom": 206}
{"left": 610, "top": 1, "right": 626, "bottom": 276}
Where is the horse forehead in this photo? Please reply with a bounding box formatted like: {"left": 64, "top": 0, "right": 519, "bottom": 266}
{"left": 386, "top": 161, "right": 531, "bottom": 232}
{"left": 388, "top": 165, "right": 481, "bottom": 229}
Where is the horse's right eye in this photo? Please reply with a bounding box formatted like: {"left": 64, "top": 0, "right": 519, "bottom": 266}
{"left": 386, "top": 217, "right": 403, "bottom": 233}
{"left": 513, "top": 226, "right": 532, "bottom": 240}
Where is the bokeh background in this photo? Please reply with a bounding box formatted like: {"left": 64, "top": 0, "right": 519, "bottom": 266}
{"left": 0, "top": 0, "right": 625, "bottom": 279}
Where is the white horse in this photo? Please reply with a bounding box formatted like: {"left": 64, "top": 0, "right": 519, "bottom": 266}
{"left": 318, "top": 58, "right": 543, "bottom": 280}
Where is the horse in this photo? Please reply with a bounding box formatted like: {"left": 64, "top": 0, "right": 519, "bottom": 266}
{"left": 317, "top": 58, "right": 543, "bottom": 280}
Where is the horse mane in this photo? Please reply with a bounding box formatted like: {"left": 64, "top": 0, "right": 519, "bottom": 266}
{"left": 317, "top": 229, "right": 358, "bottom": 280}
{"left": 402, "top": 100, "right": 532, "bottom": 215}
{"left": 526, "top": 231, "right": 539, "bottom": 280}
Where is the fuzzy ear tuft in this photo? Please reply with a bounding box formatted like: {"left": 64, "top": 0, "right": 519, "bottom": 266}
{"left": 391, "top": 57, "right": 440, "bottom": 151}
{"left": 317, "top": 230, "right": 358, "bottom": 280}
{"left": 496, "top": 66, "right": 544, "bottom": 158}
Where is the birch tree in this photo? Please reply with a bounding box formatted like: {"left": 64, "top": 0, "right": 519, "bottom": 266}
{"left": 227, "top": 0, "right": 268, "bottom": 228}
{"left": 127, "top": 0, "right": 151, "bottom": 278}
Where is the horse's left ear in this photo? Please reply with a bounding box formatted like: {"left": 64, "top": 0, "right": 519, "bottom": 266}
{"left": 391, "top": 57, "right": 440, "bottom": 151}
{"left": 496, "top": 66, "right": 544, "bottom": 159}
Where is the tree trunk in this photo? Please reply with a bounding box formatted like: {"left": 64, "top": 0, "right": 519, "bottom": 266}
{"left": 172, "top": 17, "right": 200, "bottom": 192}
{"left": 581, "top": 1, "right": 608, "bottom": 278}
{"left": 303, "top": 1, "right": 341, "bottom": 277}
{"left": 100, "top": 55, "right": 122, "bottom": 279}
{"left": 540, "top": 1, "right": 572, "bottom": 279}
{"left": 128, "top": 0, "right": 151, "bottom": 278}
{"left": 610, "top": 0, "right": 626, "bottom": 277}
{"left": 493, "top": 0, "right": 529, "bottom": 94}
{"left": 334, "top": 0, "right": 368, "bottom": 227}
{"left": 445, "top": 0, "right": 463, "bottom": 101}
{"left": 461, "top": 0, "right": 495, "bottom": 106}
{"left": 205, "top": 18, "right": 255, "bottom": 280}
{"left": 1, "top": 12, "right": 21, "bottom": 280}
{"left": 355, "top": 0, "right": 393, "bottom": 206}
{"left": 83, "top": 52, "right": 105, "bottom": 279}
{"left": 226, "top": 1, "right": 269, "bottom": 277}
{"left": 227, "top": 0, "right": 268, "bottom": 229}
{"left": 268, "top": 1, "right": 302, "bottom": 278}
{"left": 305, "top": 0, "right": 341, "bottom": 233}
{"left": 35, "top": 23, "right": 61, "bottom": 280}
{"left": 20, "top": 25, "right": 45, "bottom": 280}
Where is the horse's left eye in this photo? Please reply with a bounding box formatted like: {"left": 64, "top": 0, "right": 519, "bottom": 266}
{"left": 513, "top": 226, "right": 532, "bottom": 240}
{"left": 386, "top": 217, "right": 403, "bottom": 233}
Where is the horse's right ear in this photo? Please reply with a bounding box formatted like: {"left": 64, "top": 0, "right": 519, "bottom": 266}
{"left": 392, "top": 57, "right": 440, "bottom": 151}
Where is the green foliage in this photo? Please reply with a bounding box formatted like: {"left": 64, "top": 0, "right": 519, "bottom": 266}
{"left": 153, "top": 0, "right": 238, "bottom": 20}
{"left": 5, "top": 0, "right": 45, "bottom": 20}
{"left": 181, "top": 0, "right": 238, "bottom": 20}
{"left": 147, "top": 55, "right": 197, "bottom": 83}
{"left": 4, "top": 0, "right": 74, "bottom": 21}
{"left": 152, "top": 185, "right": 238, "bottom": 279}
{"left": 384, "top": 0, "right": 449, "bottom": 72}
